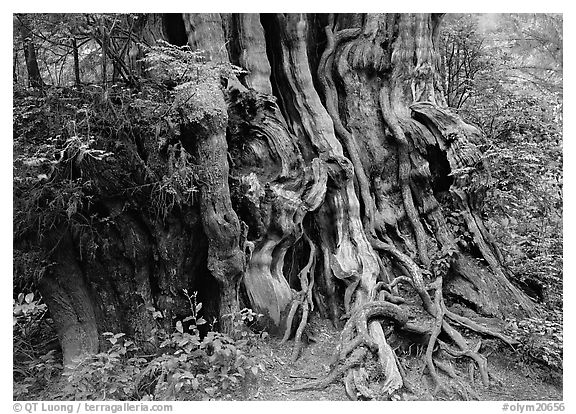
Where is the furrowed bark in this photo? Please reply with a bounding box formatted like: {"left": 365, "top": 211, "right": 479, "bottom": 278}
{"left": 410, "top": 102, "right": 535, "bottom": 317}
{"left": 179, "top": 14, "right": 249, "bottom": 333}
{"left": 177, "top": 76, "right": 245, "bottom": 334}
{"left": 223, "top": 13, "right": 273, "bottom": 94}
{"left": 264, "top": 13, "right": 404, "bottom": 394}
{"left": 226, "top": 80, "right": 328, "bottom": 331}
{"left": 38, "top": 234, "right": 98, "bottom": 369}
{"left": 182, "top": 13, "right": 230, "bottom": 63}
{"left": 270, "top": 13, "right": 381, "bottom": 310}
{"left": 317, "top": 22, "right": 375, "bottom": 233}
{"left": 28, "top": 13, "right": 541, "bottom": 400}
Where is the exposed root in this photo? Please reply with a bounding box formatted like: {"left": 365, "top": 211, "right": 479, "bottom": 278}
{"left": 263, "top": 44, "right": 527, "bottom": 393}
{"left": 371, "top": 281, "right": 406, "bottom": 304}
{"left": 434, "top": 358, "right": 458, "bottom": 380}
{"left": 378, "top": 86, "right": 429, "bottom": 265}
{"left": 393, "top": 350, "right": 416, "bottom": 394}
{"left": 469, "top": 359, "right": 476, "bottom": 385}
{"left": 292, "top": 234, "right": 518, "bottom": 399}
{"left": 333, "top": 301, "right": 410, "bottom": 362}
{"left": 320, "top": 245, "right": 340, "bottom": 328}
{"left": 281, "top": 299, "right": 300, "bottom": 344}
{"left": 291, "top": 347, "right": 367, "bottom": 391}
{"left": 352, "top": 367, "right": 375, "bottom": 399}
{"left": 388, "top": 276, "right": 414, "bottom": 290}
{"left": 438, "top": 335, "right": 489, "bottom": 386}
{"left": 434, "top": 358, "right": 480, "bottom": 400}
{"left": 445, "top": 309, "right": 518, "bottom": 348}
{"left": 291, "top": 298, "right": 310, "bottom": 362}
{"left": 343, "top": 278, "right": 360, "bottom": 315}
{"left": 291, "top": 279, "right": 506, "bottom": 399}
{"left": 370, "top": 237, "right": 435, "bottom": 311}
{"left": 424, "top": 277, "right": 445, "bottom": 394}
{"left": 344, "top": 371, "right": 357, "bottom": 400}
{"left": 369, "top": 319, "right": 403, "bottom": 394}
{"left": 293, "top": 300, "right": 407, "bottom": 397}
{"left": 281, "top": 231, "right": 317, "bottom": 362}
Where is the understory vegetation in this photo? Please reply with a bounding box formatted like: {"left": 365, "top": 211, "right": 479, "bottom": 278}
{"left": 13, "top": 13, "right": 562, "bottom": 401}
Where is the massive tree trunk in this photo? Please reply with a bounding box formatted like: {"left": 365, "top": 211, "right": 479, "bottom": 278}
{"left": 33, "top": 13, "right": 536, "bottom": 398}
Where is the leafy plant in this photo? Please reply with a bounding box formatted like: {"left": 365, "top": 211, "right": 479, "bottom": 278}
{"left": 141, "top": 40, "right": 246, "bottom": 87}
{"left": 13, "top": 350, "right": 61, "bottom": 400}
{"left": 13, "top": 292, "right": 61, "bottom": 400}
{"left": 55, "top": 291, "right": 265, "bottom": 401}
{"left": 139, "top": 292, "right": 265, "bottom": 400}
{"left": 61, "top": 332, "right": 145, "bottom": 400}
{"left": 440, "top": 14, "right": 563, "bottom": 374}
{"left": 13, "top": 292, "right": 47, "bottom": 329}
{"left": 506, "top": 311, "right": 563, "bottom": 371}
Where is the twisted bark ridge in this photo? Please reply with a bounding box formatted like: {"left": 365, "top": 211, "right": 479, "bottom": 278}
{"left": 177, "top": 76, "right": 245, "bottom": 334}
{"left": 37, "top": 13, "right": 537, "bottom": 398}
{"left": 225, "top": 13, "right": 534, "bottom": 399}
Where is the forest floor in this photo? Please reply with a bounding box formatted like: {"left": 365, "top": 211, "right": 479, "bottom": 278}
{"left": 19, "top": 313, "right": 562, "bottom": 402}
{"left": 244, "top": 316, "right": 562, "bottom": 401}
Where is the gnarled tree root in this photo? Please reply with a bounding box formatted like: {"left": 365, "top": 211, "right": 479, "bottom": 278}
{"left": 281, "top": 231, "right": 317, "bottom": 362}
{"left": 289, "top": 242, "right": 516, "bottom": 399}
{"left": 291, "top": 347, "right": 367, "bottom": 392}
{"left": 291, "top": 300, "right": 407, "bottom": 397}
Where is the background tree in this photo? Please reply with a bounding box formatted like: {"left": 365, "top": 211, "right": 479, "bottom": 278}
{"left": 12, "top": 13, "right": 166, "bottom": 90}
{"left": 440, "top": 14, "right": 491, "bottom": 109}
{"left": 15, "top": 14, "right": 44, "bottom": 88}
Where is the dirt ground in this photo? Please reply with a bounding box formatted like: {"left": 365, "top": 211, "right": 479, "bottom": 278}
{"left": 28, "top": 314, "right": 562, "bottom": 402}
{"left": 246, "top": 316, "right": 562, "bottom": 401}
